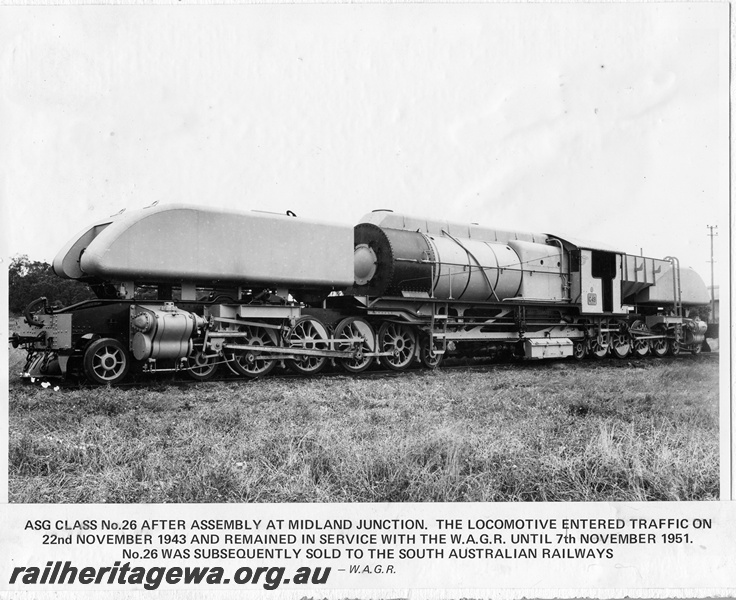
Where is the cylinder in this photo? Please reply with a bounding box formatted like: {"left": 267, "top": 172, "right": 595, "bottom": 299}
{"left": 131, "top": 305, "right": 195, "bottom": 361}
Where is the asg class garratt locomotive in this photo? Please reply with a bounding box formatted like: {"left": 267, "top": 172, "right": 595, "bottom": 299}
{"left": 10, "top": 204, "right": 710, "bottom": 384}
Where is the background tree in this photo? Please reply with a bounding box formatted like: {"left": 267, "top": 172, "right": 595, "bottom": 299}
{"left": 687, "top": 304, "right": 712, "bottom": 322}
{"left": 8, "top": 255, "right": 95, "bottom": 314}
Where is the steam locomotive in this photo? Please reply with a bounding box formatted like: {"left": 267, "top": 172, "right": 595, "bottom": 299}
{"left": 11, "top": 204, "right": 710, "bottom": 384}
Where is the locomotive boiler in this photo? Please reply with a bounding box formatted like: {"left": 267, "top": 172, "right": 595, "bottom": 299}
{"left": 11, "top": 204, "right": 710, "bottom": 384}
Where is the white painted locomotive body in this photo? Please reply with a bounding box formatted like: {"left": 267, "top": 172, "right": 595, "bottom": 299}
{"left": 12, "top": 204, "right": 710, "bottom": 384}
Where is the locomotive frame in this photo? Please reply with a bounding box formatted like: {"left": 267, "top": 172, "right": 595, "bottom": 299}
{"left": 10, "top": 205, "right": 709, "bottom": 385}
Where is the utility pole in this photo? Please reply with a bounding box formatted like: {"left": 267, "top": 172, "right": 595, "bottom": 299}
{"left": 706, "top": 225, "right": 717, "bottom": 322}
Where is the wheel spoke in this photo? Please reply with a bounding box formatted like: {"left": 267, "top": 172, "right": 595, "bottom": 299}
{"left": 286, "top": 317, "right": 328, "bottom": 375}
{"left": 335, "top": 318, "right": 375, "bottom": 373}
{"left": 611, "top": 332, "right": 631, "bottom": 359}
{"left": 420, "top": 338, "right": 442, "bottom": 369}
{"left": 572, "top": 339, "right": 587, "bottom": 360}
{"left": 651, "top": 325, "right": 668, "bottom": 357}
{"left": 187, "top": 344, "right": 217, "bottom": 381}
{"left": 630, "top": 320, "right": 650, "bottom": 357}
{"left": 84, "top": 338, "right": 130, "bottom": 384}
{"left": 228, "top": 324, "right": 277, "bottom": 378}
{"left": 588, "top": 332, "right": 609, "bottom": 359}
{"left": 378, "top": 322, "right": 416, "bottom": 371}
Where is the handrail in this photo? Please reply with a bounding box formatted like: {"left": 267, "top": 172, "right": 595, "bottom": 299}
{"left": 664, "top": 256, "right": 682, "bottom": 317}
{"left": 24, "top": 297, "right": 49, "bottom": 327}
{"left": 546, "top": 238, "right": 571, "bottom": 300}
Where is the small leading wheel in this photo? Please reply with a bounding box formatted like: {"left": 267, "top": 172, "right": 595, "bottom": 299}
{"left": 419, "top": 338, "right": 443, "bottom": 369}
{"left": 630, "top": 320, "right": 650, "bottom": 357}
{"left": 572, "top": 339, "right": 587, "bottom": 360}
{"left": 83, "top": 338, "right": 130, "bottom": 385}
{"left": 610, "top": 331, "right": 631, "bottom": 359}
{"left": 588, "top": 332, "right": 610, "bottom": 359}
{"left": 667, "top": 339, "right": 681, "bottom": 356}
{"left": 228, "top": 325, "right": 278, "bottom": 378}
{"left": 186, "top": 345, "right": 218, "bottom": 381}
{"left": 334, "top": 317, "right": 375, "bottom": 374}
{"left": 286, "top": 317, "right": 330, "bottom": 375}
{"left": 378, "top": 322, "right": 417, "bottom": 371}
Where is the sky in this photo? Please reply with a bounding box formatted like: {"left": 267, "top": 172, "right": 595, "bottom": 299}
{"left": 0, "top": 3, "right": 729, "bottom": 285}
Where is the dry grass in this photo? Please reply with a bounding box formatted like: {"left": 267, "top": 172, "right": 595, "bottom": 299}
{"left": 8, "top": 348, "right": 719, "bottom": 503}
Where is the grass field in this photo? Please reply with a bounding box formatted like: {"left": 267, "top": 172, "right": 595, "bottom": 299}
{"left": 8, "top": 345, "right": 719, "bottom": 503}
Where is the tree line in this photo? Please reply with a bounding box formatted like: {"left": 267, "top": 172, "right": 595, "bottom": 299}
{"left": 8, "top": 255, "right": 96, "bottom": 314}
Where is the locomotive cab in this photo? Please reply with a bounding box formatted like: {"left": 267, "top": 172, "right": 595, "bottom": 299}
{"left": 550, "top": 235, "right": 625, "bottom": 316}
{"left": 578, "top": 249, "right": 625, "bottom": 315}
